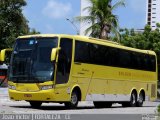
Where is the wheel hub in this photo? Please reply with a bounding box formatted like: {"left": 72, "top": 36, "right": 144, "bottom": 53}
{"left": 71, "top": 94, "right": 77, "bottom": 105}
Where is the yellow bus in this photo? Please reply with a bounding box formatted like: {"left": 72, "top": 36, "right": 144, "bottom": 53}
{"left": 0, "top": 34, "right": 157, "bottom": 109}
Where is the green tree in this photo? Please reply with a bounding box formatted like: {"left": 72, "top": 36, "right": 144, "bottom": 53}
{"left": 120, "top": 24, "right": 160, "bottom": 81}
{"left": 120, "top": 28, "right": 148, "bottom": 49}
{"left": 76, "top": 0, "right": 125, "bottom": 40}
{"left": 0, "top": 0, "right": 29, "bottom": 49}
{"left": 29, "top": 28, "right": 40, "bottom": 35}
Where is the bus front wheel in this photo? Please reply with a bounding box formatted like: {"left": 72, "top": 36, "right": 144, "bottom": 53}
{"left": 64, "top": 91, "right": 78, "bottom": 109}
{"left": 29, "top": 101, "right": 42, "bottom": 108}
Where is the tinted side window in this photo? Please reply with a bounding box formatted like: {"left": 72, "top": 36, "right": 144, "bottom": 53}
{"left": 56, "top": 38, "right": 72, "bottom": 84}
{"left": 148, "top": 55, "right": 156, "bottom": 71}
{"left": 110, "top": 48, "right": 119, "bottom": 67}
{"left": 119, "top": 50, "right": 130, "bottom": 68}
{"left": 74, "top": 40, "right": 156, "bottom": 72}
{"left": 75, "top": 41, "right": 90, "bottom": 63}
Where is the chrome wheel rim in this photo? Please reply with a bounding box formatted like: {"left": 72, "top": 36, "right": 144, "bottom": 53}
{"left": 138, "top": 94, "right": 143, "bottom": 103}
{"left": 132, "top": 94, "right": 136, "bottom": 105}
{"left": 71, "top": 93, "right": 77, "bottom": 105}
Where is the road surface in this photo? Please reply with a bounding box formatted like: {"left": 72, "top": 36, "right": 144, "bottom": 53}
{"left": 0, "top": 88, "right": 159, "bottom": 120}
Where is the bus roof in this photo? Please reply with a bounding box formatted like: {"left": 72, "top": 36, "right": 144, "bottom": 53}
{"left": 18, "top": 34, "right": 156, "bottom": 56}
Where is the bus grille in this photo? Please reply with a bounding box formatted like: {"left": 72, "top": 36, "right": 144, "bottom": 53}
{"left": 151, "top": 84, "right": 156, "bottom": 98}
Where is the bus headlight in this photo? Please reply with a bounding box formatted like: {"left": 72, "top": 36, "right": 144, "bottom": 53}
{"left": 41, "top": 85, "right": 54, "bottom": 90}
{"left": 8, "top": 85, "right": 16, "bottom": 90}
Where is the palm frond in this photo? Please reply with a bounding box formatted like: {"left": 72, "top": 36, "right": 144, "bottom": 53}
{"left": 85, "top": 23, "right": 101, "bottom": 37}
{"left": 75, "top": 16, "right": 95, "bottom": 23}
{"left": 74, "top": 0, "right": 125, "bottom": 39}
{"left": 112, "top": 0, "right": 125, "bottom": 11}
{"left": 110, "top": 27, "right": 120, "bottom": 43}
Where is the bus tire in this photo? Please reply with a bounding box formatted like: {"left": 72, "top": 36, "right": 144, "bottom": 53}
{"left": 93, "top": 102, "right": 112, "bottom": 108}
{"left": 29, "top": 101, "right": 42, "bottom": 108}
{"left": 137, "top": 91, "right": 144, "bottom": 107}
{"left": 129, "top": 91, "right": 137, "bottom": 107}
{"left": 64, "top": 90, "right": 78, "bottom": 109}
{"left": 122, "top": 92, "right": 137, "bottom": 107}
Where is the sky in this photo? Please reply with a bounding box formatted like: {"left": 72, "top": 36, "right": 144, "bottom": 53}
{"left": 23, "top": 0, "right": 146, "bottom": 35}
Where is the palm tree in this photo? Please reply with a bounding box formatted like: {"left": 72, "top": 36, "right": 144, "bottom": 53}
{"left": 76, "top": 0, "right": 125, "bottom": 40}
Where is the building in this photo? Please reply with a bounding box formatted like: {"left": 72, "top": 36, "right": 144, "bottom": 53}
{"left": 146, "top": 0, "right": 160, "bottom": 30}
{"left": 80, "top": 0, "right": 91, "bottom": 36}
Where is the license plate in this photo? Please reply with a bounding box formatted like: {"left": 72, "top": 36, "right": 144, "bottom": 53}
{"left": 24, "top": 94, "right": 32, "bottom": 97}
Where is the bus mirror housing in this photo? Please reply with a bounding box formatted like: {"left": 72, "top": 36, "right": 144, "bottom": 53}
{"left": 51, "top": 48, "right": 61, "bottom": 61}
{"left": 0, "top": 49, "right": 13, "bottom": 62}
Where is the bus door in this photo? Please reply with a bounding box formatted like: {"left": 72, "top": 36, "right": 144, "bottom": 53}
{"left": 54, "top": 38, "right": 73, "bottom": 101}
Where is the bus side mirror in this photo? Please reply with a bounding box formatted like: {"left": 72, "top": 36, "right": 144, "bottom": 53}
{"left": 51, "top": 48, "right": 61, "bottom": 61}
{"left": 0, "top": 49, "right": 13, "bottom": 62}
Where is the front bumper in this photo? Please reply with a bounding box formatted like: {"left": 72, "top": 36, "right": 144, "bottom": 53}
{"left": 8, "top": 89, "right": 56, "bottom": 101}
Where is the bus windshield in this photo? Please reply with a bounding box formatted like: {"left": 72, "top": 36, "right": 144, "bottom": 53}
{"left": 9, "top": 37, "right": 58, "bottom": 83}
